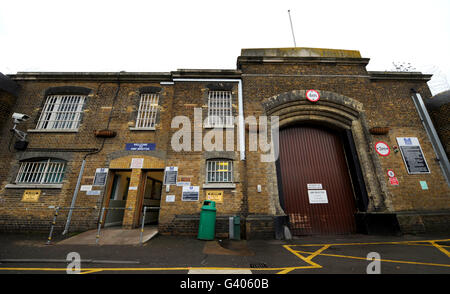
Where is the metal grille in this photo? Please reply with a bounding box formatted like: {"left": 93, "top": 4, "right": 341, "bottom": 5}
{"left": 207, "top": 91, "right": 233, "bottom": 127}
{"left": 206, "top": 160, "right": 233, "bottom": 183}
{"left": 136, "top": 93, "right": 159, "bottom": 129}
{"left": 15, "top": 159, "right": 66, "bottom": 184}
{"left": 36, "top": 95, "right": 85, "bottom": 130}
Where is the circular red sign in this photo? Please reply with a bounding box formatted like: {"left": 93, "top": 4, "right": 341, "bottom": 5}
{"left": 375, "top": 141, "right": 390, "bottom": 156}
{"left": 387, "top": 169, "right": 395, "bottom": 178}
{"left": 306, "top": 89, "right": 320, "bottom": 102}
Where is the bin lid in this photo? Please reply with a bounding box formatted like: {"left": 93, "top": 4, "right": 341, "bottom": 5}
{"left": 202, "top": 200, "right": 216, "bottom": 211}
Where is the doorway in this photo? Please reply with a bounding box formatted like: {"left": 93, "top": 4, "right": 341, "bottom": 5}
{"left": 276, "top": 124, "right": 358, "bottom": 235}
{"left": 137, "top": 170, "right": 164, "bottom": 226}
{"left": 104, "top": 170, "right": 131, "bottom": 227}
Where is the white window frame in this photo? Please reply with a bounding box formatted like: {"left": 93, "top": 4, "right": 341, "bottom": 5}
{"left": 134, "top": 93, "right": 159, "bottom": 130}
{"left": 206, "top": 159, "right": 233, "bottom": 183}
{"left": 15, "top": 158, "right": 66, "bottom": 184}
{"left": 206, "top": 90, "right": 233, "bottom": 128}
{"left": 35, "top": 95, "right": 86, "bottom": 131}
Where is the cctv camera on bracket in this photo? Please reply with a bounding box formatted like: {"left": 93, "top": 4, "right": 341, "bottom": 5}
{"left": 11, "top": 113, "right": 30, "bottom": 150}
{"left": 12, "top": 113, "right": 30, "bottom": 124}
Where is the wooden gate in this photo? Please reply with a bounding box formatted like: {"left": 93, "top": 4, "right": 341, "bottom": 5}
{"left": 277, "top": 125, "right": 357, "bottom": 235}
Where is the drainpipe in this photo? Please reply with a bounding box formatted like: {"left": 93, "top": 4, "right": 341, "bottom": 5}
{"left": 172, "top": 78, "right": 246, "bottom": 161}
{"left": 411, "top": 89, "right": 450, "bottom": 186}
{"left": 62, "top": 72, "right": 123, "bottom": 235}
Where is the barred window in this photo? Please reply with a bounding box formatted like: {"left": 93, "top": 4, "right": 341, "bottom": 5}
{"left": 135, "top": 93, "right": 159, "bottom": 129}
{"left": 36, "top": 95, "right": 86, "bottom": 130}
{"left": 207, "top": 91, "right": 233, "bottom": 127}
{"left": 15, "top": 158, "right": 66, "bottom": 184}
{"left": 206, "top": 159, "right": 233, "bottom": 183}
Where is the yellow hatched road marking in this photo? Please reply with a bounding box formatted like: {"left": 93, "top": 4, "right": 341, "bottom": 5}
{"left": 292, "top": 249, "right": 450, "bottom": 268}
{"left": 289, "top": 238, "right": 450, "bottom": 247}
{"left": 430, "top": 241, "right": 450, "bottom": 258}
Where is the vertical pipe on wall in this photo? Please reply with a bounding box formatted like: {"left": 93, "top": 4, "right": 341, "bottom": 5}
{"left": 62, "top": 159, "right": 85, "bottom": 235}
{"left": 411, "top": 90, "right": 450, "bottom": 186}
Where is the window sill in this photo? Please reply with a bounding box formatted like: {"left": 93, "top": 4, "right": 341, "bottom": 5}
{"left": 5, "top": 183, "right": 63, "bottom": 189}
{"left": 203, "top": 125, "right": 235, "bottom": 129}
{"left": 129, "top": 127, "right": 156, "bottom": 131}
{"left": 28, "top": 129, "right": 79, "bottom": 133}
{"left": 202, "top": 183, "right": 236, "bottom": 189}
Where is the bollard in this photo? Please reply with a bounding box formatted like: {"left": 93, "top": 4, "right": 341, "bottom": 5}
{"left": 96, "top": 207, "right": 106, "bottom": 245}
{"left": 139, "top": 206, "right": 147, "bottom": 246}
{"left": 46, "top": 207, "right": 60, "bottom": 245}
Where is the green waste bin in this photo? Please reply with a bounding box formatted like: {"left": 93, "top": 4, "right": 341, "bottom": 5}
{"left": 197, "top": 200, "right": 216, "bottom": 240}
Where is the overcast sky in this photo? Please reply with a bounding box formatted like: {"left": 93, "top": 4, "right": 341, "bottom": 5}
{"left": 1, "top": 0, "right": 449, "bottom": 94}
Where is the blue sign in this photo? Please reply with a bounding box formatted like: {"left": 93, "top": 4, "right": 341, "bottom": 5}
{"left": 125, "top": 143, "right": 156, "bottom": 151}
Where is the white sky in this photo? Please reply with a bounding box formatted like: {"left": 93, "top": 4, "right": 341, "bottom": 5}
{"left": 1, "top": 0, "right": 449, "bottom": 94}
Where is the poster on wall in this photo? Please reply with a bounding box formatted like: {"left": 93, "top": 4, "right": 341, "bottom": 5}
{"left": 182, "top": 186, "right": 199, "bottom": 201}
{"left": 163, "top": 166, "right": 178, "bottom": 185}
{"left": 93, "top": 168, "right": 109, "bottom": 186}
{"left": 206, "top": 190, "right": 223, "bottom": 203}
{"left": 396, "top": 137, "right": 430, "bottom": 174}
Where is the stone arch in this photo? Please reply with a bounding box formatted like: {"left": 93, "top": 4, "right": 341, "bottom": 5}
{"left": 262, "top": 89, "right": 392, "bottom": 214}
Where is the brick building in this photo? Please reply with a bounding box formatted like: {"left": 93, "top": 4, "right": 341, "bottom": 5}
{"left": 0, "top": 47, "right": 449, "bottom": 238}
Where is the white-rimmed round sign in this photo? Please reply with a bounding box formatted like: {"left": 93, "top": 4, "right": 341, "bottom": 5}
{"left": 387, "top": 169, "right": 395, "bottom": 178}
{"left": 375, "top": 141, "right": 390, "bottom": 156}
{"left": 306, "top": 89, "right": 320, "bottom": 102}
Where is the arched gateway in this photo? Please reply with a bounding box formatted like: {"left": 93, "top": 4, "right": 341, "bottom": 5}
{"left": 262, "top": 90, "right": 391, "bottom": 235}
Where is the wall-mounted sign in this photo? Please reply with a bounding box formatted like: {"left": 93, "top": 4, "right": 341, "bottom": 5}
{"left": 375, "top": 141, "right": 390, "bottom": 156}
{"left": 166, "top": 195, "right": 175, "bottom": 202}
{"left": 389, "top": 177, "right": 399, "bottom": 186}
{"left": 129, "top": 186, "right": 138, "bottom": 191}
{"left": 306, "top": 89, "right": 320, "bottom": 102}
{"left": 93, "top": 168, "right": 109, "bottom": 186}
{"left": 86, "top": 190, "right": 101, "bottom": 196}
{"left": 176, "top": 181, "right": 191, "bottom": 187}
{"left": 387, "top": 170, "right": 395, "bottom": 178}
{"left": 206, "top": 190, "right": 223, "bottom": 203}
{"left": 164, "top": 166, "right": 178, "bottom": 185}
{"left": 307, "top": 183, "right": 323, "bottom": 190}
{"left": 22, "top": 190, "right": 41, "bottom": 202}
{"left": 125, "top": 143, "right": 156, "bottom": 151}
{"left": 396, "top": 137, "right": 430, "bottom": 174}
{"left": 307, "top": 190, "right": 328, "bottom": 204}
{"left": 420, "top": 181, "right": 428, "bottom": 190}
{"left": 80, "top": 185, "right": 92, "bottom": 191}
{"left": 182, "top": 186, "right": 199, "bottom": 201}
{"left": 130, "top": 158, "right": 144, "bottom": 169}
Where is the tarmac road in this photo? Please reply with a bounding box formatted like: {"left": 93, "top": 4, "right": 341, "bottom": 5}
{"left": 0, "top": 232, "right": 449, "bottom": 275}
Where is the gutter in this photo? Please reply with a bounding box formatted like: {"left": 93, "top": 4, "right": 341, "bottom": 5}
{"left": 172, "top": 78, "right": 245, "bottom": 161}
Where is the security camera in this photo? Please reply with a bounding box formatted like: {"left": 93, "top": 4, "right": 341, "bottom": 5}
{"left": 12, "top": 113, "right": 30, "bottom": 123}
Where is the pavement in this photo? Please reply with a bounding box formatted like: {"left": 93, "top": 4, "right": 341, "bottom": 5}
{"left": 0, "top": 229, "right": 449, "bottom": 276}
{"left": 57, "top": 226, "right": 159, "bottom": 245}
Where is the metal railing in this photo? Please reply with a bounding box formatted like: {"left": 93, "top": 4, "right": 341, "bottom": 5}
{"left": 95, "top": 206, "right": 132, "bottom": 245}
{"left": 46, "top": 206, "right": 98, "bottom": 245}
{"left": 139, "top": 206, "right": 160, "bottom": 246}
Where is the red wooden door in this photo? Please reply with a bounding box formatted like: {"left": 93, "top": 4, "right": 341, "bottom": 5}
{"left": 278, "top": 125, "right": 357, "bottom": 235}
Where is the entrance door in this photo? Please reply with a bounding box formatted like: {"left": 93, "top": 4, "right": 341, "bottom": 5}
{"left": 104, "top": 170, "right": 131, "bottom": 227}
{"left": 277, "top": 125, "right": 357, "bottom": 235}
{"left": 137, "top": 170, "right": 163, "bottom": 226}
